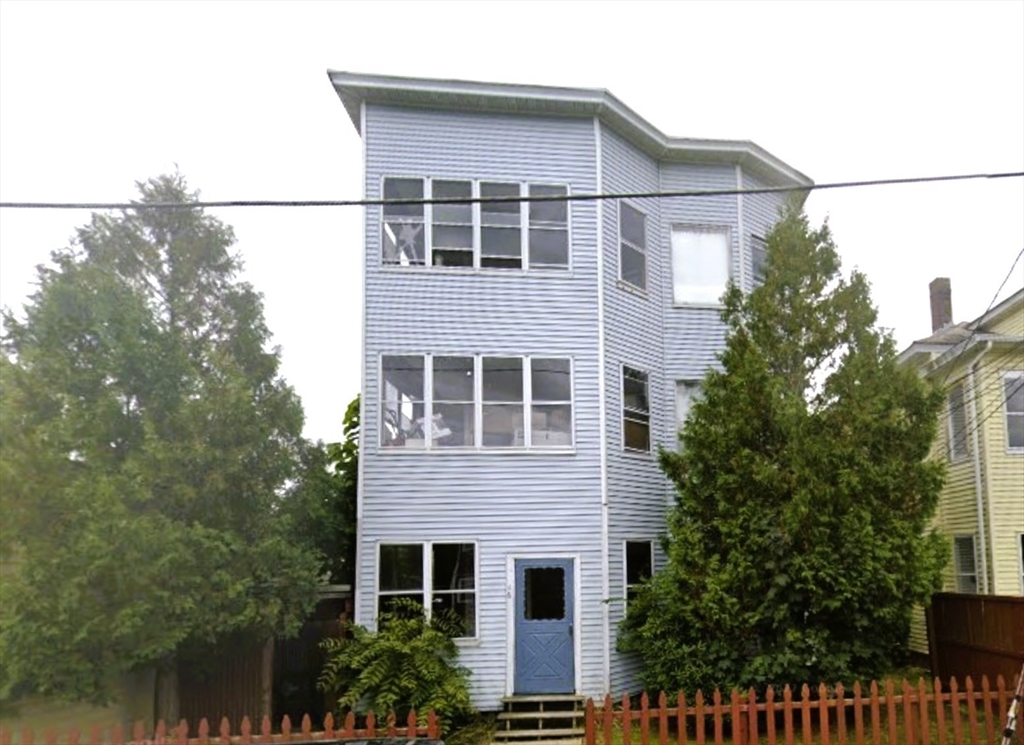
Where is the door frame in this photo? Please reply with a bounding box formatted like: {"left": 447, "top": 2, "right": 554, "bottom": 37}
{"left": 505, "top": 552, "right": 582, "bottom": 697}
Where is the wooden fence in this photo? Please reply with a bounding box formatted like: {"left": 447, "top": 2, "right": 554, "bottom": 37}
{"left": 927, "top": 593, "right": 1024, "bottom": 686}
{"left": 585, "top": 676, "right": 1022, "bottom": 745}
{"left": 0, "top": 710, "right": 439, "bottom": 745}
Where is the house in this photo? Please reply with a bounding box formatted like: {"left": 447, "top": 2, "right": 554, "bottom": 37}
{"left": 327, "top": 71, "right": 811, "bottom": 710}
{"left": 898, "top": 280, "right": 1024, "bottom": 660}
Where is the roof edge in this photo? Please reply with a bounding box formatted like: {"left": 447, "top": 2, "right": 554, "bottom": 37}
{"left": 327, "top": 71, "right": 814, "bottom": 188}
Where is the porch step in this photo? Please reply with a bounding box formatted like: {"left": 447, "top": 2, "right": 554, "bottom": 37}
{"left": 501, "top": 694, "right": 584, "bottom": 705}
{"left": 498, "top": 710, "right": 585, "bottom": 720}
{"left": 493, "top": 695, "right": 585, "bottom": 745}
{"left": 494, "top": 728, "right": 584, "bottom": 739}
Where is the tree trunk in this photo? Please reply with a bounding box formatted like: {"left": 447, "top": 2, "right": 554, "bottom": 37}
{"left": 154, "top": 659, "right": 180, "bottom": 725}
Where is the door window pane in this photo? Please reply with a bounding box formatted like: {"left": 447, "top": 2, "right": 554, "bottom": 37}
{"left": 524, "top": 567, "right": 565, "bottom": 620}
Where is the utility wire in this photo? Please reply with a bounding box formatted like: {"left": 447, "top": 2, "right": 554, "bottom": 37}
{"left": 1, "top": 171, "right": 1022, "bottom": 210}
{"left": 946, "top": 375, "right": 1024, "bottom": 460}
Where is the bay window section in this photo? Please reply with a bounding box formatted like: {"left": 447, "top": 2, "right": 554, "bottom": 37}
{"left": 431, "top": 180, "right": 474, "bottom": 267}
{"left": 381, "top": 355, "right": 425, "bottom": 448}
{"left": 480, "top": 182, "right": 522, "bottom": 269}
{"left": 531, "top": 358, "right": 573, "bottom": 446}
{"left": 432, "top": 356, "right": 475, "bottom": 447}
{"left": 382, "top": 178, "right": 425, "bottom": 266}
{"left": 529, "top": 185, "right": 569, "bottom": 268}
{"left": 482, "top": 357, "right": 524, "bottom": 447}
{"left": 672, "top": 227, "right": 730, "bottom": 304}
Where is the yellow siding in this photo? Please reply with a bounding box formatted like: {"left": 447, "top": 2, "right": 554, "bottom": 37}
{"left": 990, "top": 301, "right": 1024, "bottom": 336}
{"left": 908, "top": 605, "right": 929, "bottom": 654}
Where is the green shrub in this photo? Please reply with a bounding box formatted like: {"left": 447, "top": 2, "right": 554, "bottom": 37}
{"left": 318, "top": 598, "right": 473, "bottom": 734}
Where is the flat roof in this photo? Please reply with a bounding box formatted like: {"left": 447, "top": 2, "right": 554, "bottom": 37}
{"left": 328, "top": 71, "right": 814, "bottom": 189}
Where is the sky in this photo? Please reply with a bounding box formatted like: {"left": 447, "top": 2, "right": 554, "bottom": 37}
{"left": 1, "top": 1, "right": 1022, "bottom": 444}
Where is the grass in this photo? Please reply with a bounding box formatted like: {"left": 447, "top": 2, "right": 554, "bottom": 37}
{"left": 447, "top": 713, "right": 498, "bottom": 745}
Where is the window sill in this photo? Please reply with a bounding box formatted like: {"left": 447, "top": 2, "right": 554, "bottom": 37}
{"left": 379, "top": 265, "right": 573, "bottom": 279}
{"left": 377, "top": 446, "right": 578, "bottom": 456}
{"left": 671, "top": 302, "right": 725, "bottom": 311}
{"left": 621, "top": 447, "right": 654, "bottom": 458}
{"left": 616, "top": 280, "right": 649, "bottom": 299}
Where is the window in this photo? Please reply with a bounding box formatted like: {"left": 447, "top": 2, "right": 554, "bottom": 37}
{"left": 382, "top": 178, "right": 425, "bottom": 266}
{"left": 623, "top": 366, "right": 650, "bottom": 452}
{"left": 1019, "top": 534, "right": 1024, "bottom": 593}
{"left": 947, "top": 384, "right": 968, "bottom": 461}
{"left": 381, "top": 354, "right": 573, "bottom": 449}
{"left": 1004, "top": 372, "right": 1024, "bottom": 450}
{"left": 751, "top": 235, "right": 768, "bottom": 285}
{"left": 625, "top": 541, "right": 653, "bottom": 604}
{"left": 619, "top": 203, "right": 646, "bottom": 291}
{"left": 378, "top": 543, "right": 476, "bottom": 636}
{"left": 953, "top": 535, "right": 978, "bottom": 594}
{"left": 381, "top": 177, "right": 569, "bottom": 270}
{"left": 672, "top": 227, "right": 730, "bottom": 304}
{"left": 675, "top": 380, "right": 702, "bottom": 448}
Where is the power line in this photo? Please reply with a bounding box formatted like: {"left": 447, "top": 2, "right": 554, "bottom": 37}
{"left": 1, "top": 171, "right": 1022, "bottom": 211}
{"left": 946, "top": 375, "right": 1024, "bottom": 460}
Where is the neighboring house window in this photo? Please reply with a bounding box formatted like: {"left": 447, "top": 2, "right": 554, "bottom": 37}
{"left": 672, "top": 227, "right": 730, "bottom": 305}
{"left": 382, "top": 178, "right": 426, "bottom": 266}
{"left": 381, "top": 354, "right": 573, "bottom": 449}
{"left": 1019, "top": 533, "right": 1024, "bottom": 593}
{"left": 625, "top": 540, "right": 654, "bottom": 604}
{"left": 751, "top": 235, "right": 768, "bottom": 285}
{"left": 619, "top": 203, "right": 647, "bottom": 291}
{"left": 675, "top": 380, "right": 702, "bottom": 449}
{"left": 623, "top": 366, "right": 651, "bottom": 452}
{"left": 381, "top": 177, "right": 569, "bottom": 270}
{"left": 378, "top": 542, "right": 476, "bottom": 636}
{"left": 1004, "top": 371, "right": 1024, "bottom": 450}
{"left": 947, "top": 384, "right": 969, "bottom": 461}
{"left": 953, "top": 535, "right": 978, "bottom": 594}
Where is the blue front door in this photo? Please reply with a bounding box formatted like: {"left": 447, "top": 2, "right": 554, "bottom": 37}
{"left": 514, "top": 558, "right": 575, "bottom": 694}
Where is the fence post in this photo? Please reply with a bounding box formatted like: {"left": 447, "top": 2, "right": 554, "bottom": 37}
{"left": 799, "top": 685, "right": 811, "bottom": 745}
{"left": 659, "top": 692, "right": 669, "bottom": 745}
{"left": 695, "top": 691, "right": 706, "bottom": 745}
{"left": 622, "top": 694, "right": 632, "bottom": 745}
{"left": 982, "top": 675, "right": 995, "bottom": 745}
{"left": 729, "top": 689, "right": 742, "bottom": 745}
{"left": 835, "top": 682, "right": 846, "bottom": 745}
{"left": 604, "top": 694, "right": 614, "bottom": 745}
{"left": 765, "top": 687, "right": 777, "bottom": 745}
{"left": 677, "top": 692, "right": 688, "bottom": 745}
{"left": 586, "top": 698, "right": 596, "bottom": 745}
{"left": 917, "top": 678, "right": 931, "bottom": 744}
{"left": 782, "top": 686, "right": 793, "bottom": 745}
{"left": 818, "top": 683, "right": 829, "bottom": 745}
{"left": 966, "top": 676, "right": 979, "bottom": 744}
{"left": 641, "top": 691, "right": 651, "bottom": 745}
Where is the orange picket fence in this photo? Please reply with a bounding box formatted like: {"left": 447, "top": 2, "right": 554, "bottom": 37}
{"left": 0, "top": 710, "right": 440, "bottom": 745}
{"left": 585, "top": 676, "right": 1022, "bottom": 745}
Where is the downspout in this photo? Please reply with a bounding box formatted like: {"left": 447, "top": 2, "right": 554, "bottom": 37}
{"left": 967, "top": 342, "right": 992, "bottom": 594}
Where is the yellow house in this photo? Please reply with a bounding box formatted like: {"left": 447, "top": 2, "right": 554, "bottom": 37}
{"left": 898, "top": 279, "right": 1024, "bottom": 657}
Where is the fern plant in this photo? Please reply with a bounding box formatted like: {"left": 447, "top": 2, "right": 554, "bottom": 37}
{"left": 318, "top": 598, "right": 473, "bottom": 734}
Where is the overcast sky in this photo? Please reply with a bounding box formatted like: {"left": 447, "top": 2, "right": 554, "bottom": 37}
{"left": 1, "top": 1, "right": 1022, "bottom": 444}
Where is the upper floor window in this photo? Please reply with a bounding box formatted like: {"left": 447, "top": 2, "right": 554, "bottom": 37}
{"left": 622, "top": 365, "right": 650, "bottom": 452}
{"left": 947, "top": 384, "right": 968, "bottom": 461}
{"left": 672, "top": 227, "right": 730, "bottom": 305}
{"left": 1004, "top": 371, "right": 1024, "bottom": 450}
{"left": 619, "top": 203, "right": 647, "bottom": 291}
{"left": 381, "top": 354, "right": 573, "bottom": 450}
{"left": 751, "top": 235, "right": 768, "bottom": 285}
{"left": 381, "top": 177, "right": 569, "bottom": 270}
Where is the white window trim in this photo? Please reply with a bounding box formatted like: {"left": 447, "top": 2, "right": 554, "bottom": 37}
{"left": 622, "top": 363, "right": 652, "bottom": 454}
{"left": 379, "top": 353, "right": 575, "bottom": 452}
{"left": 669, "top": 223, "right": 733, "bottom": 308}
{"left": 378, "top": 176, "right": 571, "bottom": 272}
{"left": 952, "top": 534, "right": 978, "bottom": 594}
{"left": 375, "top": 540, "right": 480, "bottom": 640}
{"left": 618, "top": 201, "right": 648, "bottom": 294}
{"left": 947, "top": 384, "right": 969, "bottom": 462}
{"left": 1003, "top": 370, "right": 1024, "bottom": 453}
{"left": 623, "top": 539, "right": 655, "bottom": 607}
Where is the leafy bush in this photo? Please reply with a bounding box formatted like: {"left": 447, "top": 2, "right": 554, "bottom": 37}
{"left": 318, "top": 599, "right": 473, "bottom": 734}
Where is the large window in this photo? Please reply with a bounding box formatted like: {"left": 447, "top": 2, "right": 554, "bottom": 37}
{"left": 381, "top": 354, "right": 573, "bottom": 449}
{"left": 381, "top": 177, "right": 568, "bottom": 270}
{"left": 378, "top": 542, "right": 476, "bottom": 636}
{"left": 953, "top": 535, "right": 978, "bottom": 594}
{"left": 947, "top": 384, "right": 969, "bottom": 461}
{"left": 619, "top": 203, "right": 647, "bottom": 291}
{"left": 1004, "top": 371, "right": 1024, "bottom": 450}
{"left": 672, "top": 227, "right": 730, "bottom": 304}
{"left": 622, "top": 365, "right": 650, "bottom": 452}
{"left": 624, "top": 540, "right": 653, "bottom": 604}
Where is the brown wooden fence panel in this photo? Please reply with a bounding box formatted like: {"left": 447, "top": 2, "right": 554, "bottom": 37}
{"left": 928, "top": 592, "right": 1024, "bottom": 685}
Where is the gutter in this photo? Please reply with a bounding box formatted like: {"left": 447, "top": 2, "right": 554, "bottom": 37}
{"left": 967, "top": 342, "right": 992, "bottom": 594}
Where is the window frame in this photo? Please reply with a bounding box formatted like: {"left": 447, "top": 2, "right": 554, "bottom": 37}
{"left": 623, "top": 540, "right": 654, "bottom": 607}
{"left": 947, "top": 384, "right": 969, "bottom": 462}
{"left": 376, "top": 541, "right": 479, "bottom": 640}
{"left": 622, "top": 364, "right": 651, "bottom": 453}
{"left": 379, "top": 353, "right": 575, "bottom": 452}
{"left": 952, "top": 534, "right": 978, "bottom": 594}
{"left": 378, "top": 176, "right": 571, "bottom": 272}
{"left": 1003, "top": 371, "right": 1024, "bottom": 452}
{"left": 670, "top": 224, "right": 733, "bottom": 307}
{"left": 618, "top": 202, "right": 648, "bottom": 293}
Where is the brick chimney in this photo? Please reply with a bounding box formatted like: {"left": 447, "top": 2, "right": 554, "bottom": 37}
{"left": 929, "top": 277, "right": 953, "bottom": 332}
